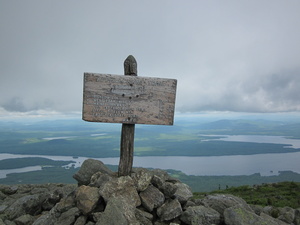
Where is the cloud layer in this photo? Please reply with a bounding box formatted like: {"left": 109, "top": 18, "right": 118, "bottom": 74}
{"left": 1, "top": 0, "right": 300, "bottom": 116}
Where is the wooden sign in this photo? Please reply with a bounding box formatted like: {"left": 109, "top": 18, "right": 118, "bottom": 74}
{"left": 83, "top": 73, "right": 177, "bottom": 125}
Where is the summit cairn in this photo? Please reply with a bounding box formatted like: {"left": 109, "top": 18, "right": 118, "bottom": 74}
{"left": 0, "top": 161, "right": 296, "bottom": 224}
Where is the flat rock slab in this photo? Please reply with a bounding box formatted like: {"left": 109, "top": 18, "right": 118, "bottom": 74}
{"left": 157, "top": 199, "right": 183, "bottom": 221}
{"left": 140, "top": 185, "right": 165, "bottom": 212}
{"left": 180, "top": 205, "right": 221, "bottom": 225}
{"left": 224, "top": 205, "right": 289, "bottom": 225}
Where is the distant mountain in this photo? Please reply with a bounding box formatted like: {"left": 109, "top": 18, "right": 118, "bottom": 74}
{"left": 1, "top": 118, "right": 300, "bottom": 158}
{"left": 193, "top": 119, "right": 300, "bottom": 137}
{"left": 200, "top": 119, "right": 282, "bottom": 129}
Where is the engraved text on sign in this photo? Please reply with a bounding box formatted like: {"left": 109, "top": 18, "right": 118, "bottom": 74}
{"left": 83, "top": 73, "right": 177, "bottom": 125}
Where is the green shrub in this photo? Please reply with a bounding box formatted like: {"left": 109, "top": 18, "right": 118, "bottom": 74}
{"left": 193, "top": 181, "right": 300, "bottom": 208}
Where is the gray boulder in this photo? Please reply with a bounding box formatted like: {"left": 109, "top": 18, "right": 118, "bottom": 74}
{"left": 183, "top": 200, "right": 197, "bottom": 211}
{"left": 32, "top": 194, "right": 76, "bottom": 225}
{"left": 202, "top": 194, "right": 253, "bottom": 216}
{"left": 55, "top": 207, "right": 80, "bottom": 225}
{"left": 261, "top": 213, "right": 290, "bottom": 225}
{"left": 96, "top": 196, "right": 139, "bottom": 225}
{"left": 224, "top": 205, "right": 289, "bottom": 225}
{"left": 173, "top": 182, "right": 193, "bottom": 204}
{"left": 75, "top": 185, "right": 100, "bottom": 214}
{"left": 53, "top": 194, "right": 76, "bottom": 214}
{"left": 41, "top": 184, "right": 76, "bottom": 211}
{"left": 153, "top": 176, "right": 178, "bottom": 198}
{"left": 90, "top": 172, "right": 112, "bottom": 188}
{"left": 295, "top": 208, "right": 300, "bottom": 225}
{"left": 152, "top": 175, "right": 165, "bottom": 189}
{"left": 74, "top": 215, "right": 87, "bottom": 225}
{"left": 278, "top": 206, "right": 295, "bottom": 224}
{"left": 14, "top": 214, "right": 34, "bottom": 225}
{"left": 157, "top": 199, "right": 183, "bottom": 221}
{"left": 0, "top": 185, "right": 18, "bottom": 195}
{"left": 5, "top": 195, "right": 43, "bottom": 220}
{"left": 99, "top": 176, "right": 141, "bottom": 207}
{"left": 131, "top": 168, "right": 153, "bottom": 192}
{"left": 263, "top": 205, "right": 280, "bottom": 218}
{"left": 162, "top": 182, "right": 177, "bottom": 198}
{"left": 0, "top": 205, "right": 7, "bottom": 214}
{"left": 249, "top": 204, "right": 264, "bottom": 215}
{"left": 73, "top": 159, "right": 113, "bottom": 185}
{"left": 135, "top": 208, "right": 153, "bottom": 225}
{"left": 140, "top": 185, "right": 165, "bottom": 212}
{"left": 32, "top": 210, "right": 58, "bottom": 225}
{"left": 180, "top": 205, "right": 221, "bottom": 225}
{"left": 151, "top": 169, "right": 170, "bottom": 181}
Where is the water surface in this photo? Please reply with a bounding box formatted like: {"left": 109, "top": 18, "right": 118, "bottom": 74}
{"left": 0, "top": 152, "right": 299, "bottom": 177}
{"left": 201, "top": 135, "right": 300, "bottom": 148}
{"left": 1, "top": 135, "right": 299, "bottom": 178}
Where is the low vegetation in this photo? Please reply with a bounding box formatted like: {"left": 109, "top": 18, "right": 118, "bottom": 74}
{"left": 167, "top": 169, "right": 300, "bottom": 192}
{"left": 193, "top": 181, "right": 300, "bottom": 208}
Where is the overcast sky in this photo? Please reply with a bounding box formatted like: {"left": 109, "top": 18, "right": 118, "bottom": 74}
{"left": 1, "top": 0, "right": 300, "bottom": 119}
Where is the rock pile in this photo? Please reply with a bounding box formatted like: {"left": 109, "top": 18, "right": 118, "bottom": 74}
{"left": 0, "top": 158, "right": 300, "bottom": 225}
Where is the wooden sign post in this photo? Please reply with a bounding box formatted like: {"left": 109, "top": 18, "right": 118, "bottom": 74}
{"left": 83, "top": 55, "right": 177, "bottom": 176}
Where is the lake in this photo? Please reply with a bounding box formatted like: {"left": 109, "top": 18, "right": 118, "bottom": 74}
{"left": 1, "top": 152, "right": 300, "bottom": 178}
{"left": 200, "top": 134, "right": 300, "bottom": 148}
{"left": 0, "top": 135, "right": 300, "bottom": 178}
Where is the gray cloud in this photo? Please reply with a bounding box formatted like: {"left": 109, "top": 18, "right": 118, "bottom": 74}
{"left": 2, "top": 97, "right": 55, "bottom": 113}
{"left": 2, "top": 97, "right": 27, "bottom": 112}
{"left": 1, "top": 0, "right": 300, "bottom": 116}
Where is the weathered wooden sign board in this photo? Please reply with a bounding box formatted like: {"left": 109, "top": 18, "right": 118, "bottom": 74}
{"left": 82, "top": 55, "right": 177, "bottom": 176}
{"left": 83, "top": 73, "right": 177, "bottom": 125}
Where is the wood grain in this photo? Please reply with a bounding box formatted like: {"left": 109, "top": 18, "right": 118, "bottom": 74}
{"left": 82, "top": 73, "right": 177, "bottom": 125}
{"left": 118, "top": 55, "right": 137, "bottom": 176}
